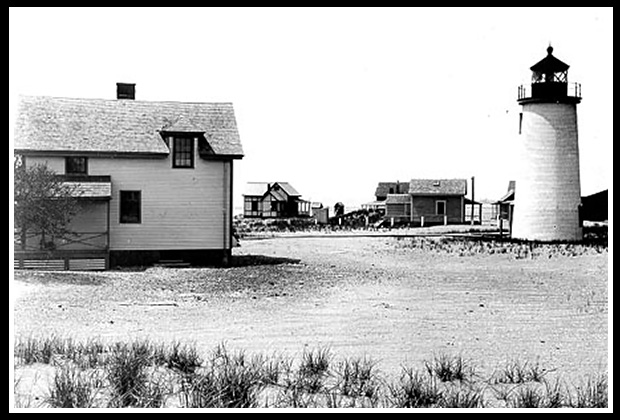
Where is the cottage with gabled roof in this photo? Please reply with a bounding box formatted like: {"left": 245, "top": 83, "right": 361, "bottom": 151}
{"left": 384, "top": 179, "right": 468, "bottom": 226}
{"left": 13, "top": 83, "right": 243, "bottom": 269}
{"left": 243, "top": 182, "right": 310, "bottom": 218}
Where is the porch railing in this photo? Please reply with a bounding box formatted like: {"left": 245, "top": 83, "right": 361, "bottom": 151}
{"left": 14, "top": 230, "right": 109, "bottom": 252}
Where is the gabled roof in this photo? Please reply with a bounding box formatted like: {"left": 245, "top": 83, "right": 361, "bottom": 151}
{"left": 242, "top": 182, "right": 302, "bottom": 199}
{"left": 409, "top": 179, "right": 467, "bottom": 196}
{"left": 244, "top": 182, "right": 270, "bottom": 197}
{"left": 13, "top": 95, "right": 244, "bottom": 157}
{"left": 267, "top": 187, "right": 288, "bottom": 202}
{"left": 375, "top": 182, "right": 410, "bottom": 197}
{"left": 272, "top": 182, "right": 300, "bottom": 197}
{"left": 496, "top": 180, "right": 515, "bottom": 203}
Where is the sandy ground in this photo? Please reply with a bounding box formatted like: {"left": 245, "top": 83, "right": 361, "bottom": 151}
{"left": 12, "top": 236, "right": 608, "bottom": 385}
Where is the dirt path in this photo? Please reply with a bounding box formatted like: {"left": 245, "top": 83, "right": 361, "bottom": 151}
{"left": 13, "top": 237, "right": 608, "bottom": 381}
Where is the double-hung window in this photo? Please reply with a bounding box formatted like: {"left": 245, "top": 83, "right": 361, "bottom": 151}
{"left": 120, "top": 191, "right": 141, "bottom": 224}
{"left": 173, "top": 137, "right": 194, "bottom": 168}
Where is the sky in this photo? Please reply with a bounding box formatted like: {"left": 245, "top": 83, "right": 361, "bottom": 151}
{"left": 9, "top": 7, "right": 613, "bottom": 212}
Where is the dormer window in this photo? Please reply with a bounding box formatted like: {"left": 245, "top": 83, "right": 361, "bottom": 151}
{"left": 172, "top": 136, "right": 195, "bottom": 168}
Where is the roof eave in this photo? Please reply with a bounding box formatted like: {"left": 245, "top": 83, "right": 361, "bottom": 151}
{"left": 14, "top": 149, "right": 169, "bottom": 158}
{"left": 199, "top": 153, "right": 244, "bottom": 161}
{"left": 409, "top": 192, "right": 467, "bottom": 196}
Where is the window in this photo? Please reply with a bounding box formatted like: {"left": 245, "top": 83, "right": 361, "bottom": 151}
{"left": 436, "top": 200, "right": 446, "bottom": 216}
{"left": 251, "top": 200, "right": 259, "bottom": 212}
{"left": 173, "top": 137, "right": 194, "bottom": 168}
{"left": 120, "top": 191, "right": 141, "bottom": 223}
{"left": 66, "top": 157, "right": 88, "bottom": 175}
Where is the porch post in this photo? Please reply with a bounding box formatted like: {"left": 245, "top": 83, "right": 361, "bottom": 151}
{"left": 106, "top": 199, "right": 111, "bottom": 269}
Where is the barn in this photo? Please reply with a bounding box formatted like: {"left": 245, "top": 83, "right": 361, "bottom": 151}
{"left": 13, "top": 83, "right": 243, "bottom": 269}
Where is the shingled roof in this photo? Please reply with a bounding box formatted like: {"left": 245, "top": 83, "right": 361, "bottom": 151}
{"left": 243, "top": 182, "right": 302, "bottom": 198}
{"left": 409, "top": 179, "right": 467, "bottom": 196}
{"left": 375, "top": 182, "right": 410, "bottom": 198}
{"left": 13, "top": 95, "right": 244, "bottom": 157}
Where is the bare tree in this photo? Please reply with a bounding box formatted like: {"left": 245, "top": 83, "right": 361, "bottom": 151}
{"left": 14, "top": 157, "right": 80, "bottom": 251}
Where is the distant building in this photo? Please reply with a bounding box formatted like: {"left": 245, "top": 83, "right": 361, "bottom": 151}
{"left": 310, "top": 203, "right": 330, "bottom": 224}
{"left": 361, "top": 181, "right": 410, "bottom": 212}
{"left": 243, "top": 182, "right": 310, "bottom": 218}
{"left": 375, "top": 182, "right": 410, "bottom": 201}
{"left": 581, "top": 190, "right": 608, "bottom": 222}
{"left": 384, "top": 179, "right": 468, "bottom": 225}
{"left": 493, "top": 181, "right": 515, "bottom": 222}
{"left": 495, "top": 182, "right": 608, "bottom": 228}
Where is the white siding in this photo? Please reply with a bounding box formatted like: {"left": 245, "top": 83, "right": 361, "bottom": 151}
{"left": 24, "top": 152, "right": 232, "bottom": 251}
{"left": 512, "top": 102, "right": 582, "bottom": 241}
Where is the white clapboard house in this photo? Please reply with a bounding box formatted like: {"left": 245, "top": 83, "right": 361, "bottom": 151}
{"left": 13, "top": 83, "right": 243, "bottom": 269}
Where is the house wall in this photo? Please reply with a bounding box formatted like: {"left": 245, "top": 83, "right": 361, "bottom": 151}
{"left": 25, "top": 151, "right": 232, "bottom": 252}
{"left": 411, "top": 196, "right": 463, "bottom": 224}
{"left": 385, "top": 203, "right": 411, "bottom": 219}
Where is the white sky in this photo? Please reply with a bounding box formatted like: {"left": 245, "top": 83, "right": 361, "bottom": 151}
{"left": 9, "top": 7, "right": 613, "bottom": 211}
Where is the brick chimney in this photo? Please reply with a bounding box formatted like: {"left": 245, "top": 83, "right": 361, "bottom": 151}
{"left": 116, "top": 83, "right": 136, "bottom": 100}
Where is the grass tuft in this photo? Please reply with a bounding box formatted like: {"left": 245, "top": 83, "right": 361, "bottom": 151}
{"left": 570, "top": 374, "right": 608, "bottom": 408}
{"left": 12, "top": 336, "right": 609, "bottom": 408}
{"left": 388, "top": 367, "right": 441, "bottom": 408}
{"left": 335, "top": 356, "right": 380, "bottom": 401}
{"left": 48, "top": 365, "right": 96, "bottom": 408}
{"left": 492, "top": 359, "right": 549, "bottom": 384}
{"left": 425, "top": 353, "right": 474, "bottom": 382}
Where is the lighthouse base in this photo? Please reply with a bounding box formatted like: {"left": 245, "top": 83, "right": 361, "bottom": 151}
{"left": 512, "top": 101, "right": 583, "bottom": 242}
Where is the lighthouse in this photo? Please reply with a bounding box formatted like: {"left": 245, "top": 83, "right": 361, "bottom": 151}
{"left": 512, "top": 46, "right": 583, "bottom": 241}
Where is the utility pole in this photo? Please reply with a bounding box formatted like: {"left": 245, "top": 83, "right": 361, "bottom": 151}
{"left": 471, "top": 176, "right": 475, "bottom": 225}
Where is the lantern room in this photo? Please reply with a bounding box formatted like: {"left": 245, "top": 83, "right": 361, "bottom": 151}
{"left": 517, "top": 46, "right": 581, "bottom": 104}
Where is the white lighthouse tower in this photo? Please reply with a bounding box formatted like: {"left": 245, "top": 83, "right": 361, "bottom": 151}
{"left": 512, "top": 46, "right": 583, "bottom": 241}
